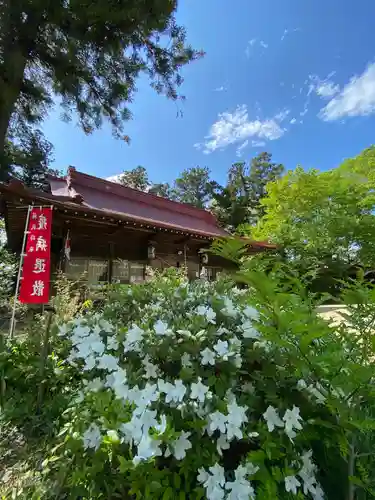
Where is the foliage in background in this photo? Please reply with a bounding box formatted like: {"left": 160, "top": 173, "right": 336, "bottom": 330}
{"left": 0, "top": 219, "right": 16, "bottom": 312}
{"left": 0, "top": 0, "right": 203, "bottom": 179}
{"left": 2, "top": 267, "right": 371, "bottom": 499}
{"left": 173, "top": 166, "right": 213, "bottom": 208}
{"left": 116, "top": 152, "right": 284, "bottom": 219}
{"left": 247, "top": 147, "right": 375, "bottom": 295}
{"left": 118, "top": 166, "right": 150, "bottom": 192}
{"left": 211, "top": 153, "right": 284, "bottom": 230}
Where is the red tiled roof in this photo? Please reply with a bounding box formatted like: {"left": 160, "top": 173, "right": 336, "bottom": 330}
{"left": 50, "top": 167, "right": 230, "bottom": 238}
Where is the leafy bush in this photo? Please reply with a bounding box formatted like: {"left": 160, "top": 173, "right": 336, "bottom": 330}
{"left": 34, "top": 269, "right": 375, "bottom": 499}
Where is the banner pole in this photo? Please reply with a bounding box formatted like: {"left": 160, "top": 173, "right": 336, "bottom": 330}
{"left": 9, "top": 205, "right": 32, "bottom": 339}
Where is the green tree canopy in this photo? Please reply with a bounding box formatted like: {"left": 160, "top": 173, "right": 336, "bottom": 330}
{"left": 172, "top": 166, "right": 212, "bottom": 208}
{"left": 211, "top": 152, "right": 284, "bottom": 230}
{"left": 0, "top": 0, "right": 203, "bottom": 178}
{"left": 252, "top": 147, "right": 375, "bottom": 294}
{"left": 118, "top": 166, "right": 149, "bottom": 191}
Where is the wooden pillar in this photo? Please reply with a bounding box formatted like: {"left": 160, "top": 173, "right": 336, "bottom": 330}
{"left": 108, "top": 242, "right": 114, "bottom": 284}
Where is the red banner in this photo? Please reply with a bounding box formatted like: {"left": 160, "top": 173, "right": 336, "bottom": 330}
{"left": 19, "top": 207, "right": 53, "bottom": 304}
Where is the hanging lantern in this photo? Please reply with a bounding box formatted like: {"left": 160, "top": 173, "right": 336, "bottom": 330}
{"left": 147, "top": 244, "right": 155, "bottom": 259}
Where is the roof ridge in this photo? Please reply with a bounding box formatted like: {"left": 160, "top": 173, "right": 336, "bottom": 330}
{"left": 68, "top": 167, "right": 218, "bottom": 223}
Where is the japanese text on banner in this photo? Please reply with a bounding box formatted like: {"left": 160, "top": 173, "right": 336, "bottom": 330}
{"left": 19, "top": 207, "right": 53, "bottom": 304}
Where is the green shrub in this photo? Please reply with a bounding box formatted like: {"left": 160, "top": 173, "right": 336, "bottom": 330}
{"left": 34, "top": 269, "right": 375, "bottom": 499}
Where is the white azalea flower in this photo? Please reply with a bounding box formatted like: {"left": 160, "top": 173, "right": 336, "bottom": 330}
{"left": 181, "top": 352, "right": 192, "bottom": 368}
{"left": 133, "top": 434, "right": 162, "bottom": 465}
{"left": 133, "top": 383, "right": 159, "bottom": 413}
{"left": 263, "top": 406, "right": 284, "bottom": 432}
{"left": 283, "top": 406, "right": 303, "bottom": 441}
{"left": 190, "top": 377, "right": 210, "bottom": 403}
{"left": 107, "top": 336, "right": 119, "bottom": 350}
{"left": 197, "top": 467, "right": 210, "bottom": 484}
{"left": 216, "top": 433, "right": 230, "bottom": 455}
{"left": 154, "top": 319, "right": 171, "bottom": 336}
{"left": 203, "top": 464, "right": 226, "bottom": 500}
{"left": 243, "top": 305, "right": 260, "bottom": 321}
{"left": 171, "top": 431, "right": 192, "bottom": 460}
{"left": 124, "top": 324, "right": 144, "bottom": 352}
{"left": 208, "top": 411, "right": 227, "bottom": 433}
{"left": 83, "top": 354, "right": 96, "bottom": 371}
{"left": 214, "top": 340, "right": 230, "bottom": 360}
{"left": 201, "top": 347, "right": 216, "bottom": 366}
{"left": 165, "top": 379, "right": 186, "bottom": 404}
{"left": 297, "top": 379, "right": 307, "bottom": 390}
{"left": 206, "top": 486, "right": 225, "bottom": 500}
{"left": 82, "top": 423, "right": 102, "bottom": 450}
{"left": 285, "top": 475, "right": 301, "bottom": 495}
{"left": 221, "top": 297, "right": 238, "bottom": 317}
{"left": 227, "top": 400, "right": 248, "bottom": 427}
{"left": 120, "top": 416, "right": 144, "bottom": 445}
{"left": 244, "top": 462, "right": 260, "bottom": 476}
{"left": 216, "top": 326, "right": 229, "bottom": 336}
{"left": 158, "top": 378, "right": 173, "bottom": 394}
{"left": 226, "top": 422, "right": 243, "bottom": 440}
{"left": 97, "top": 354, "right": 119, "bottom": 372}
{"left": 91, "top": 340, "right": 105, "bottom": 355}
{"left": 226, "top": 479, "right": 255, "bottom": 500}
{"left": 241, "top": 320, "right": 260, "bottom": 339}
{"left": 196, "top": 305, "right": 216, "bottom": 324}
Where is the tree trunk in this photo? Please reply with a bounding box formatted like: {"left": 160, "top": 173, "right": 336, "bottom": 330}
{"left": 0, "top": 46, "right": 28, "bottom": 160}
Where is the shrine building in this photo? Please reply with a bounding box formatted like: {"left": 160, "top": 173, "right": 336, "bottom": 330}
{"left": 0, "top": 167, "right": 274, "bottom": 287}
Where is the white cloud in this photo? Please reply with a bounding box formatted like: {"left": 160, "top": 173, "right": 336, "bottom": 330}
{"left": 245, "top": 38, "right": 268, "bottom": 57}
{"left": 195, "top": 104, "right": 286, "bottom": 154}
{"left": 236, "top": 140, "right": 249, "bottom": 157}
{"left": 320, "top": 62, "right": 375, "bottom": 121}
{"left": 274, "top": 109, "right": 290, "bottom": 122}
{"left": 316, "top": 81, "right": 340, "bottom": 99}
{"left": 281, "top": 28, "right": 300, "bottom": 41}
{"left": 106, "top": 175, "right": 122, "bottom": 183}
{"left": 251, "top": 140, "right": 266, "bottom": 148}
{"left": 290, "top": 118, "right": 297, "bottom": 125}
{"left": 214, "top": 86, "right": 226, "bottom": 92}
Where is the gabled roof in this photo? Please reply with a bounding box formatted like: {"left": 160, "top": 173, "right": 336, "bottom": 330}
{"left": 49, "top": 167, "right": 230, "bottom": 238}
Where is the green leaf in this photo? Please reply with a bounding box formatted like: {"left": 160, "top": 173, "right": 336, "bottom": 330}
{"left": 162, "top": 487, "right": 173, "bottom": 500}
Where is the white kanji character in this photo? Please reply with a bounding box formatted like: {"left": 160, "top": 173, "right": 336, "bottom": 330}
{"left": 33, "top": 258, "right": 46, "bottom": 274}
{"left": 36, "top": 236, "right": 47, "bottom": 251}
{"left": 31, "top": 280, "right": 45, "bottom": 297}
{"left": 29, "top": 247, "right": 34, "bottom": 252}
{"left": 30, "top": 235, "right": 36, "bottom": 241}
{"left": 31, "top": 212, "right": 38, "bottom": 220}
{"left": 37, "top": 214, "right": 47, "bottom": 230}
{"left": 31, "top": 224, "right": 37, "bottom": 230}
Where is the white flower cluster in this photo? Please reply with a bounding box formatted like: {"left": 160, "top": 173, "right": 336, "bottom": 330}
{"left": 263, "top": 405, "right": 303, "bottom": 441}
{"left": 60, "top": 277, "right": 326, "bottom": 500}
{"left": 284, "top": 451, "right": 324, "bottom": 499}
{"left": 197, "top": 462, "right": 258, "bottom": 500}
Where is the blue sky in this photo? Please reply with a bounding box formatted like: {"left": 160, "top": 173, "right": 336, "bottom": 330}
{"left": 43, "top": 0, "right": 375, "bottom": 185}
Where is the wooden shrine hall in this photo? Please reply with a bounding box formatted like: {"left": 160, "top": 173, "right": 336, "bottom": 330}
{"left": 0, "top": 167, "right": 274, "bottom": 287}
